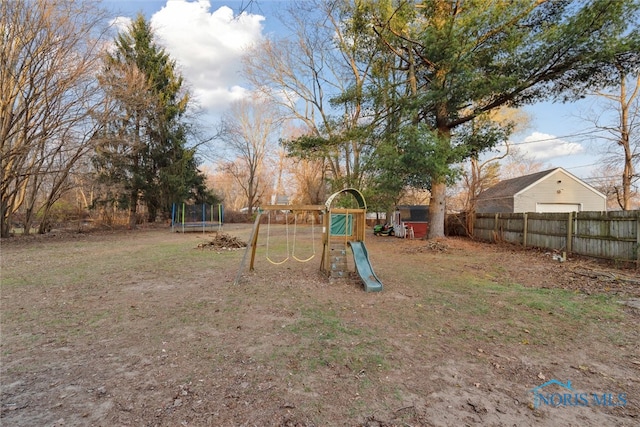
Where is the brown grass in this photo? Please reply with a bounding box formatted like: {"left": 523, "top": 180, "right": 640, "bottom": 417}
{"left": 1, "top": 224, "right": 639, "bottom": 426}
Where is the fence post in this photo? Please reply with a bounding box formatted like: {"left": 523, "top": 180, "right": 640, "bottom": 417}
{"left": 494, "top": 213, "right": 499, "bottom": 242}
{"left": 522, "top": 213, "right": 528, "bottom": 248}
{"left": 567, "top": 211, "right": 573, "bottom": 254}
{"left": 636, "top": 211, "right": 639, "bottom": 268}
{"left": 171, "top": 203, "right": 176, "bottom": 232}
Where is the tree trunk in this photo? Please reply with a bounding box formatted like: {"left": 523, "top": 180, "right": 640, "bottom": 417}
{"left": 466, "top": 207, "right": 475, "bottom": 236}
{"left": 619, "top": 71, "right": 631, "bottom": 210}
{"left": 466, "top": 157, "right": 480, "bottom": 235}
{"left": 129, "top": 190, "right": 138, "bottom": 229}
{"left": 1, "top": 198, "right": 10, "bottom": 238}
{"left": 37, "top": 204, "right": 52, "bottom": 234}
{"left": 615, "top": 68, "right": 635, "bottom": 210}
{"left": 23, "top": 206, "right": 34, "bottom": 236}
{"left": 428, "top": 181, "right": 447, "bottom": 239}
{"left": 429, "top": 102, "right": 451, "bottom": 240}
{"left": 147, "top": 200, "right": 158, "bottom": 223}
{"left": 622, "top": 151, "right": 632, "bottom": 210}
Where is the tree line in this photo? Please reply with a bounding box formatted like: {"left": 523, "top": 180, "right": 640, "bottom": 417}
{"left": 1, "top": 0, "right": 214, "bottom": 237}
{"left": 240, "top": 0, "right": 639, "bottom": 238}
{"left": 2, "top": 0, "right": 638, "bottom": 239}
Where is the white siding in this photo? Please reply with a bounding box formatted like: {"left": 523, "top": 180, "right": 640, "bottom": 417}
{"left": 514, "top": 170, "right": 606, "bottom": 213}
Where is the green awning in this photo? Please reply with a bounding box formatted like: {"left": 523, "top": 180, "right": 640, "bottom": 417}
{"left": 325, "top": 188, "right": 367, "bottom": 211}
{"left": 330, "top": 213, "right": 354, "bottom": 236}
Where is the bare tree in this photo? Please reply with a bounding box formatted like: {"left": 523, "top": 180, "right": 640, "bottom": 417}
{"left": 0, "top": 0, "right": 108, "bottom": 236}
{"left": 242, "top": 0, "right": 379, "bottom": 190}
{"left": 218, "top": 98, "right": 281, "bottom": 213}
{"left": 278, "top": 123, "right": 326, "bottom": 205}
{"left": 587, "top": 163, "right": 640, "bottom": 210}
{"left": 203, "top": 165, "right": 242, "bottom": 212}
{"left": 585, "top": 71, "right": 639, "bottom": 210}
{"left": 286, "top": 157, "right": 326, "bottom": 206}
{"left": 499, "top": 147, "right": 547, "bottom": 180}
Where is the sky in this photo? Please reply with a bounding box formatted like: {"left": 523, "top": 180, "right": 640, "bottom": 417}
{"left": 103, "top": 0, "right": 620, "bottom": 181}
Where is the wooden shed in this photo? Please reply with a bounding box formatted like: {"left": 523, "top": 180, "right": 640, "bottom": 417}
{"left": 476, "top": 168, "right": 606, "bottom": 213}
{"left": 394, "top": 205, "right": 429, "bottom": 239}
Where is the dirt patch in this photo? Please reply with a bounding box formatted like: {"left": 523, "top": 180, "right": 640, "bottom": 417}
{"left": 1, "top": 227, "right": 639, "bottom": 426}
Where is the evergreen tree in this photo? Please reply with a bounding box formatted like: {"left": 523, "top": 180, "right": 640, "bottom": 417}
{"left": 94, "top": 14, "right": 207, "bottom": 226}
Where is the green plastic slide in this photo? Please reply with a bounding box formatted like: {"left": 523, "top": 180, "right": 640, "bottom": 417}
{"left": 348, "top": 241, "right": 383, "bottom": 292}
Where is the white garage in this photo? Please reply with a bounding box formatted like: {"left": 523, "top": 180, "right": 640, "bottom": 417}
{"left": 477, "top": 168, "right": 606, "bottom": 214}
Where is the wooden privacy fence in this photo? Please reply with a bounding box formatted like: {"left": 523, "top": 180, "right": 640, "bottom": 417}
{"left": 473, "top": 211, "right": 640, "bottom": 265}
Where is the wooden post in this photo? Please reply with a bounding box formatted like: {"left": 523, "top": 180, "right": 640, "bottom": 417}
{"left": 523, "top": 213, "right": 528, "bottom": 248}
{"left": 249, "top": 219, "right": 261, "bottom": 271}
{"left": 494, "top": 213, "right": 499, "bottom": 242}
{"left": 233, "top": 211, "right": 262, "bottom": 285}
{"left": 567, "top": 211, "right": 573, "bottom": 254}
{"left": 321, "top": 210, "right": 329, "bottom": 274}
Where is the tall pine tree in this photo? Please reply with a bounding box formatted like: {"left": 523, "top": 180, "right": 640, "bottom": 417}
{"left": 94, "top": 14, "right": 208, "bottom": 226}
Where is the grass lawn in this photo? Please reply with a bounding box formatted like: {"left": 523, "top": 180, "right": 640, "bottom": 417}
{"left": 1, "top": 224, "right": 638, "bottom": 426}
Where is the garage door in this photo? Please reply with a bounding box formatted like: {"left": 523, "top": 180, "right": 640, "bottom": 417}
{"left": 535, "top": 203, "right": 581, "bottom": 213}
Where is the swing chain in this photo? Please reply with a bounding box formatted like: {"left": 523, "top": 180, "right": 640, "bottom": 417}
{"left": 265, "top": 210, "right": 290, "bottom": 265}
{"left": 292, "top": 211, "right": 316, "bottom": 262}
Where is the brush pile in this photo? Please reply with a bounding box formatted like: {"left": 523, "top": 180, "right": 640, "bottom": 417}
{"left": 400, "top": 239, "right": 449, "bottom": 254}
{"left": 196, "top": 233, "right": 247, "bottom": 250}
{"left": 414, "top": 240, "right": 448, "bottom": 252}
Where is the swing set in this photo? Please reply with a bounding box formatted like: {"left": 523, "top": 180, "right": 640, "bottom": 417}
{"left": 238, "top": 204, "right": 324, "bottom": 275}
{"left": 264, "top": 209, "right": 317, "bottom": 264}
{"left": 234, "top": 188, "right": 383, "bottom": 292}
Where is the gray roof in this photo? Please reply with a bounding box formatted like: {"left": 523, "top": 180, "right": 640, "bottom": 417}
{"left": 477, "top": 168, "right": 560, "bottom": 201}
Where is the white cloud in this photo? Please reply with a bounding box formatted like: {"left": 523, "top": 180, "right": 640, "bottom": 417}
{"left": 149, "top": 0, "right": 265, "bottom": 112}
{"left": 104, "top": 17, "right": 131, "bottom": 56}
{"left": 514, "top": 131, "right": 584, "bottom": 160}
{"left": 110, "top": 16, "right": 132, "bottom": 33}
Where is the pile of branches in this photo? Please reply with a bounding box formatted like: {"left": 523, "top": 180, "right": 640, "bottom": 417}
{"left": 423, "top": 240, "right": 449, "bottom": 252}
{"left": 410, "top": 240, "right": 449, "bottom": 253}
{"left": 400, "top": 239, "right": 450, "bottom": 254}
{"left": 196, "top": 233, "right": 247, "bottom": 250}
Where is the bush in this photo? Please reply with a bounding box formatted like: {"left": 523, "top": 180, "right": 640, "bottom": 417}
{"left": 223, "top": 210, "right": 252, "bottom": 223}
{"left": 39, "top": 200, "right": 89, "bottom": 231}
